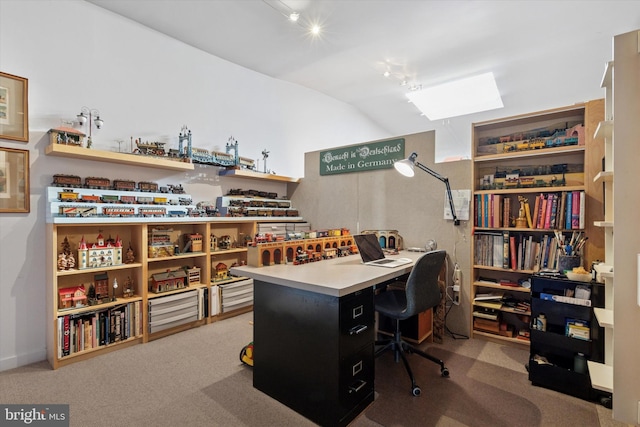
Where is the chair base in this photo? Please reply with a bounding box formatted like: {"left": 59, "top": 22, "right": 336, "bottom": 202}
{"left": 375, "top": 328, "right": 449, "bottom": 396}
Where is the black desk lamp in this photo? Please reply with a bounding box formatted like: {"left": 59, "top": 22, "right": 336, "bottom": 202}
{"left": 394, "top": 152, "right": 460, "bottom": 226}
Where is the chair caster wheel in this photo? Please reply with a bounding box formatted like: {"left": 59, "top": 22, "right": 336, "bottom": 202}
{"left": 441, "top": 368, "right": 450, "bottom": 377}
{"left": 411, "top": 386, "right": 421, "bottom": 396}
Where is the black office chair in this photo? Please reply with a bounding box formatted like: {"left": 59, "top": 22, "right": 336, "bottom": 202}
{"left": 375, "top": 250, "right": 449, "bottom": 396}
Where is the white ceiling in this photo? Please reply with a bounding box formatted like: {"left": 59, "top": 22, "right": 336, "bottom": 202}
{"left": 86, "top": 0, "right": 640, "bottom": 160}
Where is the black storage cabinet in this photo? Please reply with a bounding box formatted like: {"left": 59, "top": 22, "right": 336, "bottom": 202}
{"left": 528, "top": 275, "right": 605, "bottom": 401}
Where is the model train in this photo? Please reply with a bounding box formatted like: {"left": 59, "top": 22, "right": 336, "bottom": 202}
{"left": 52, "top": 175, "right": 191, "bottom": 194}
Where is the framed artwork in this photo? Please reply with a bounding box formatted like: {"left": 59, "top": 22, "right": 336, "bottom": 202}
{"left": 0, "top": 147, "right": 30, "bottom": 213}
{"left": 0, "top": 72, "right": 29, "bottom": 142}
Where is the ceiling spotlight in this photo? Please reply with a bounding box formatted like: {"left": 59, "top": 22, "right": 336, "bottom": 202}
{"left": 289, "top": 12, "right": 299, "bottom": 22}
{"left": 311, "top": 24, "right": 321, "bottom": 35}
{"left": 383, "top": 71, "right": 391, "bottom": 78}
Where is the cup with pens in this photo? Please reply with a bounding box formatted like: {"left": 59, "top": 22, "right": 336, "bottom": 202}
{"left": 556, "top": 231, "right": 587, "bottom": 272}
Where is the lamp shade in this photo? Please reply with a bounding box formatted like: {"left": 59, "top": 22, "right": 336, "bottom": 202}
{"left": 394, "top": 158, "right": 415, "bottom": 177}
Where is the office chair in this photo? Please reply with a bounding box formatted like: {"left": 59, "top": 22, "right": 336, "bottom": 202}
{"left": 375, "top": 250, "right": 449, "bottom": 396}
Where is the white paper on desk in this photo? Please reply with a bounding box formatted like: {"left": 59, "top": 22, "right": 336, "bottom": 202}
{"left": 444, "top": 189, "right": 470, "bottom": 221}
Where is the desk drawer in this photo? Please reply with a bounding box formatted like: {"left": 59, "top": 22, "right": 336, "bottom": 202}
{"left": 340, "top": 344, "right": 374, "bottom": 408}
{"left": 340, "top": 287, "right": 374, "bottom": 353}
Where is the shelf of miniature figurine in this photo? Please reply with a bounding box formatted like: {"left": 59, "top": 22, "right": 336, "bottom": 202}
{"left": 56, "top": 296, "right": 143, "bottom": 317}
{"left": 147, "top": 251, "right": 207, "bottom": 263}
{"left": 218, "top": 168, "right": 300, "bottom": 183}
{"left": 48, "top": 215, "right": 304, "bottom": 224}
{"left": 210, "top": 247, "right": 249, "bottom": 255}
{"left": 56, "top": 263, "right": 143, "bottom": 276}
{"left": 146, "top": 282, "right": 208, "bottom": 299}
{"left": 474, "top": 145, "right": 585, "bottom": 163}
{"left": 45, "top": 143, "right": 194, "bottom": 171}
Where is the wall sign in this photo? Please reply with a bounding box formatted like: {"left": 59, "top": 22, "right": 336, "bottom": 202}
{"left": 319, "top": 138, "right": 405, "bottom": 176}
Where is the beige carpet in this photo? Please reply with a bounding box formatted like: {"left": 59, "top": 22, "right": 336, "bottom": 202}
{"left": 0, "top": 312, "right": 627, "bottom": 426}
{"left": 367, "top": 347, "right": 599, "bottom": 427}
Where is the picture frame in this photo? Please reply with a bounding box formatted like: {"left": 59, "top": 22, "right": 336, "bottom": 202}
{"left": 0, "top": 147, "right": 30, "bottom": 213}
{"left": 0, "top": 72, "right": 29, "bottom": 142}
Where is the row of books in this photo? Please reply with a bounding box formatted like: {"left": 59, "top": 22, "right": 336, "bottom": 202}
{"left": 474, "top": 231, "right": 566, "bottom": 271}
{"left": 475, "top": 191, "right": 585, "bottom": 230}
{"left": 57, "top": 301, "right": 142, "bottom": 358}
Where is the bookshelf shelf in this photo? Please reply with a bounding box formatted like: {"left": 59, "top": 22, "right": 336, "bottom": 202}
{"left": 470, "top": 101, "right": 604, "bottom": 347}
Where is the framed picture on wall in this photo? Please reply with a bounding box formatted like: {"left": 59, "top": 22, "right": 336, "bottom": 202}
{"left": 0, "top": 147, "right": 30, "bottom": 213}
{"left": 0, "top": 72, "right": 29, "bottom": 142}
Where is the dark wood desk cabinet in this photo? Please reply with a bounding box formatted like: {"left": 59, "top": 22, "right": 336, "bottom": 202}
{"left": 528, "top": 275, "right": 607, "bottom": 403}
{"left": 254, "top": 280, "right": 375, "bottom": 427}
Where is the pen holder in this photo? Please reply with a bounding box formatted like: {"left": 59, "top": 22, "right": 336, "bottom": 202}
{"left": 558, "top": 255, "right": 581, "bottom": 272}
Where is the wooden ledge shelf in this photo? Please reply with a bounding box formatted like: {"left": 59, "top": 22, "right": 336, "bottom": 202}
{"left": 45, "top": 144, "right": 194, "bottom": 171}
{"left": 218, "top": 168, "right": 300, "bottom": 183}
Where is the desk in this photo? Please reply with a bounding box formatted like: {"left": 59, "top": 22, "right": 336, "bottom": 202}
{"left": 231, "top": 251, "right": 423, "bottom": 427}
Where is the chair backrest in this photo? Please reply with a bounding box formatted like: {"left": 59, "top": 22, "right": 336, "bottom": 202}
{"left": 404, "top": 250, "right": 447, "bottom": 316}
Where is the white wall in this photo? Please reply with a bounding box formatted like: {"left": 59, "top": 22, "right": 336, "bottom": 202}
{"left": 0, "top": 0, "right": 391, "bottom": 370}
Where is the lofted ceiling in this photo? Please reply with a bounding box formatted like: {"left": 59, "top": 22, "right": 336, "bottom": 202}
{"left": 86, "top": 0, "right": 640, "bottom": 160}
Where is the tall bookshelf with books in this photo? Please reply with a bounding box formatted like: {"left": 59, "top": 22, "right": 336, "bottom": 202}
{"left": 471, "top": 101, "right": 604, "bottom": 346}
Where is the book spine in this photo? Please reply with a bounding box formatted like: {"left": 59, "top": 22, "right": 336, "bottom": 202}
{"left": 579, "top": 190, "right": 585, "bottom": 229}
{"left": 502, "top": 231, "right": 510, "bottom": 269}
{"left": 503, "top": 197, "right": 510, "bottom": 228}
{"left": 543, "top": 193, "right": 554, "bottom": 229}
{"left": 509, "top": 236, "right": 516, "bottom": 270}
{"left": 493, "top": 194, "right": 502, "bottom": 228}
{"left": 63, "top": 315, "right": 70, "bottom": 356}
{"left": 549, "top": 193, "right": 559, "bottom": 229}
{"left": 538, "top": 195, "right": 547, "bottom": 229}
{"left": 565, "top": 192, "right": 573, "bottom": 230}
{"left": 532, "top": 194, "right": 541, "bottom": 229}
{"left": 571, "top": 191, "right": 580, "bottom": 229}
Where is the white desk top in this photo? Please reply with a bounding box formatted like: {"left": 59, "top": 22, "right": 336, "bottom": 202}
{"left": 231, "top": 251, "right": 424, "bottom": 297}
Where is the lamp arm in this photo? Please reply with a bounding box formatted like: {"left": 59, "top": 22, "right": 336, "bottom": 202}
{"left": 415, "top": 162, "right": 460, "bottom": 226}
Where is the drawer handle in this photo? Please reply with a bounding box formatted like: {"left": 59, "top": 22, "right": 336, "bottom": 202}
{"left": 352, "top": 305, "right": 364, "bottom": 318}
{"left": 349, "top": 325, "right": 368, "bottom": 335}
{"left": 349, "top": 379, "right": 367, "bottom": 394}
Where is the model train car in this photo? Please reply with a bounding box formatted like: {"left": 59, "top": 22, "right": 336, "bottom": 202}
{"left": 84, "top": 177, "right": 111, "bottom": 189}
{"left": 53, "top": 174, "right": 82, "bottom": 188}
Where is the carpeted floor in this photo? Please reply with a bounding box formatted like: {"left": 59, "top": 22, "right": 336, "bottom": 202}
{"left": 0, "top": 312, "right": 627, "bottom": 426}
{"left": 367, "top": 347, "right": 599, "bottom": 427}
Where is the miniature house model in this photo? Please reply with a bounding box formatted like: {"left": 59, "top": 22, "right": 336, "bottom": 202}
{"left": 78, "top": 234, "right": 123, "bottom": 269}
{"left": 58, "top": 285, "right": 86, "bottom": 309}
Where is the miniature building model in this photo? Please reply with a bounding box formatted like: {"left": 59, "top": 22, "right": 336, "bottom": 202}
{"left": 150, "top": 269, "right": 187, "bottom": 293}
{"left": 361, "top": 230, "right": 402, "bottom": 250}
{"left": 58, "top": 285, "right": 86, "bottom": 309}
{"left": 49, "top": 126, "right": 85, "bottom": 147}
{"left": 213, "top": 262, "right": 229, "bottom": 281}
{"left": 183, "top": 233, "right": 203, "bottom": 252}
{"left": 187, "top": 266, "right": 201, "bottom": 284}
{"left": 78, "top": 234, "right": 123, "bottom": 269}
